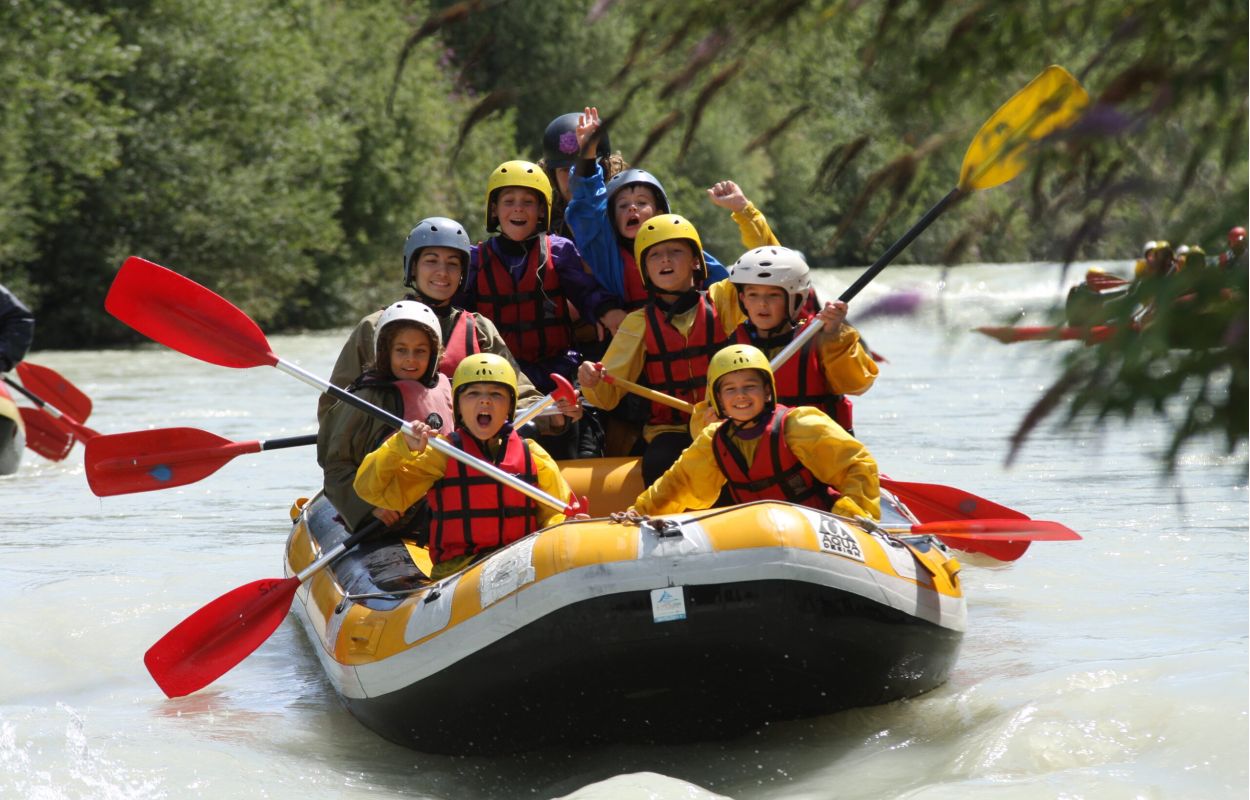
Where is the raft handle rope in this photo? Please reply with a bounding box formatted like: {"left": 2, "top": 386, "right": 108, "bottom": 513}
{"left": 609, "top": 509, "right": 684, "bottom": 537}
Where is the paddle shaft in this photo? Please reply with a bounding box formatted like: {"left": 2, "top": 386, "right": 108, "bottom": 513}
{"left": 273, "top": 360, "right": 573, "bottom": 514}
{"left": 770, "top": 188, "right": 963, "bottom": 373}
{"left": 599, "top": 369, "right": 694, "bottom": 415}
{"left": 295, "top": 517, "right": 385, "bottom": 582}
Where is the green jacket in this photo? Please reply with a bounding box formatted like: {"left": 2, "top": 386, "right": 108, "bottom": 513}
{"left": 317, "top": 382, "right": 405, "bottom": 532}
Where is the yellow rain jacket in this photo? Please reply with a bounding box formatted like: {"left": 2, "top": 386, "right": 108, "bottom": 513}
{"left": 731, "top": 201, "right": 781, "bottom": 249}
{"left": 354, "top": 430, "right": 572, "bottom": 530}
{"left": 634, "top": 406, "right": 880, "bottom": 519}
{"left": 581, "top": 280, "right": 745, "bottom": 442}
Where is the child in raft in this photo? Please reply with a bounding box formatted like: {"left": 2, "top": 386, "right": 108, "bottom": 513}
{"left": 631, "top": 344, "right": 880, "bottom": 519}
{"left": 564, "top": 107, "right": 781, "bottom": 310}
{"left": 578, "top": 214, "right": 746, "bottom": 484}
{"left": 720, "top": 245, "right": 878, "bottom": 435}
{"left": 459, "top": 160, "right": 626, "bottom": 393}
{"left": 354, "top": 353, "right": 578, "bottom": 580}
{"left": 318, "top": 300, "right": 453, "bottom": 533}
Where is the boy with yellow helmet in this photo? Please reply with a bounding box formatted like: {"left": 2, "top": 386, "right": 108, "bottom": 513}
{"left": 354, "top": 353, "right": 577, "bottom": 579}
{"left": 460, "top": 160, "right": 626, "bottom": 397}
{"left": 579, "top": 213, "right": 747, "bottom": 482}
{"left": 632, "top": 344, "right": 880, "bottom": 520}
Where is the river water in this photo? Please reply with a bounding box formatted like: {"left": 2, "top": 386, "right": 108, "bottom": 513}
{"left": 1, "top": 262, "right": 1245, "bottom": 799}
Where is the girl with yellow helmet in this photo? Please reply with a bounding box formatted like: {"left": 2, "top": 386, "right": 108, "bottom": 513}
{"left": 354, "top": 354, "right": 578, "bottom": 579}
{"left": 632, "top": 345, "right": 880, "bottom": 520}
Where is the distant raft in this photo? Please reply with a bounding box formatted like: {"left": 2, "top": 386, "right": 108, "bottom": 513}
{"left": 284, "top": 457, "right": 966, "bottom": 754}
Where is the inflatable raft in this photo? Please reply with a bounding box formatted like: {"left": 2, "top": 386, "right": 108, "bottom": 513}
{"left": 0, "top": 381, "right": 25, "bottom": 475}
{"left": 284, "top": 457, "right": 966, "bottom": 754}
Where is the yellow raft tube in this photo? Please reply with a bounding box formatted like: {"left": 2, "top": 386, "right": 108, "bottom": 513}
{"left": 285, "top": 457, "right": 965, "bottom": 754}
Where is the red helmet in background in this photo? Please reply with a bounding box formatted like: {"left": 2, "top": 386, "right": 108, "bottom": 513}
{"left": 1229, "top": 226, "right": 1247, "bottom": 247}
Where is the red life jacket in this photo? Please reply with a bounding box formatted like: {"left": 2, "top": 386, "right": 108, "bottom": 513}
{"left": 641, "top": 294, "right": 729, "bottom": 427}
{"left": 711, "top": 405, "right": 829, "bottom": 509}
{"left": 394, "top": 376, "right": 453, "bottom": 436}
{"left": 732, "top": 324, "right": 854, "bottom": 434}
{"left": 438, "top": 311, "right": 481, "bottom": 380}
{"left": 473, "top": 236, "right": 574, "bottom": 363}
{"left": 620, "top": 245, "right": 649, "bottom": 311}
{"left": 426, "top": 429, "right": 540, "bottom": 565}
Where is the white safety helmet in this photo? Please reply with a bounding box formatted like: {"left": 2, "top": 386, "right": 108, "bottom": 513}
{"left": 729, "top": 246, "right": 812, "bottom": 322}
{"left": 375, "top": 301, "right": 443, "bottom": 387}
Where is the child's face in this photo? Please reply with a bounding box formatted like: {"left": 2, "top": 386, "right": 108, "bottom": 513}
{"left": 741, "top": 285, "right": 790, "bottom": 330}
{"left": 457, "top": 382, "right": 512, "bottom": 439}
{"left": 389, "top": 327, "right": 434, "bottom": 382}
{"left": 491, "top": 187, "right": 543, "bottom": 240}
{"left": 554, "top": 167, "right": 571, "bottom": 202}
{"left": 413, "top": 247, "right": 464, "bottom": 302}
{"left": 644, "top": 241, "right": 697, "bottom": 293}
{"left": 716, "top": 371, "right": 769, "bottom": 422}
{"left": 613, "top": 186, "right": 659, "bottom": 240}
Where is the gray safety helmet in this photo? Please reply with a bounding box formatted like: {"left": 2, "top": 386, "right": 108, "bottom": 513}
{"left": 402, "top": 217, "right": 471, "bottom": 289}
{"left": 605, "top": 168, "right": 670, "bottom": 215}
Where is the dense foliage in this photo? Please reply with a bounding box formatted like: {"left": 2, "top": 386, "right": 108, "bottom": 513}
{"left": 1, "top": 0, "right": 1245, "bottom": 468}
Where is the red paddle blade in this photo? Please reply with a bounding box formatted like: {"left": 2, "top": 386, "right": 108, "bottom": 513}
{"left": 916, "top": 519, "right": 1082, "bottom": 541}
{"left": 18, "top": 407, "right": 75, "bottom": 461}
{"left": 16, "top": 362, "right": 93, "bottom": 422}
{"left": 106, "top": 257, "right": 278, "bottom": 369}
{"left": 86, "top": 427, "right": 257, "bottom": 497}
{"left": 975, "top": 325, "right": 1117, "bottom": 344}
{"left": 882, "top": 478, "right": 1027, "bottom": 523}
{"left": 145, "top": 576, "right": 300, "bottom": 698}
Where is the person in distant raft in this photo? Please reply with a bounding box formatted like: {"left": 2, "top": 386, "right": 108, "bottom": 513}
{"left": 0, "top": 283, "right": 35, "bottom": 374}
{"left": 318, "top": 301, "right": 453, "bottom": 533}
{"left": 354, "top": 354, "right": 579, "bottom": 580}
{"left": 631, "top": 344, "right": 880, "bottom": 520}
{"left": 1218, "top": 226, "right": 1247, "bottom": 271}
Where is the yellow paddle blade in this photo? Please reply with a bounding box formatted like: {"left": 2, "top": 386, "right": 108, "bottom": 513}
{"left": 959, "top": 64, "right": 1089, "bottom": 192}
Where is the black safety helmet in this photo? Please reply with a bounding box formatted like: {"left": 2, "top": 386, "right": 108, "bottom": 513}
{"left": 542, "top": 112, "right": 611, "bottom": 170}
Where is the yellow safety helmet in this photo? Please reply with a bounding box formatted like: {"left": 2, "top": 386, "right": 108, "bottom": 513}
{"left": 485, "top": 160, "right": 552, "bottom": 233}
{"left": 451, "top": 353, "right": 518, "bottom": 418}
{"left": 633, "top": 213, "right": 707, "bottom": 290}
{"left": 705, "top": 344, "right": 777, "bottom": 417}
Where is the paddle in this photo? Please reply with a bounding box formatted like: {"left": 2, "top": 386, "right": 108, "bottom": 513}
{"left": 2, "top": 373, "right": 99, "bottom": 444}
{"left": 144, "top": 517, "right": 386, "bottom": 698}
{"left": 595, "top": 363, "right": 695, "bottom": 415}
{"left": 867, "top": 517, "right": 1080, "bottom": 541}
{"left": 16, "top": 361, "right": 93, "bottom": 424}
{"left": 975, "top": 324, "right": 1121, "bottom": 344}
{"left": 16, "top": 407, "right": 75, "bottom": 461}
{"left": 879, "top": 476, "right": 1067, "bottom": 561}
{"left": 770, "top": 65, "right": 1089, "bottom": 372}
{"left": 85, "top": 427, "right": 318, "bottom": 497}
{"left": 105, "top": 257, "right": 579, "bottom": 517}
{"left": 512, "top": 373, "right": 578, "bottom": 428}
